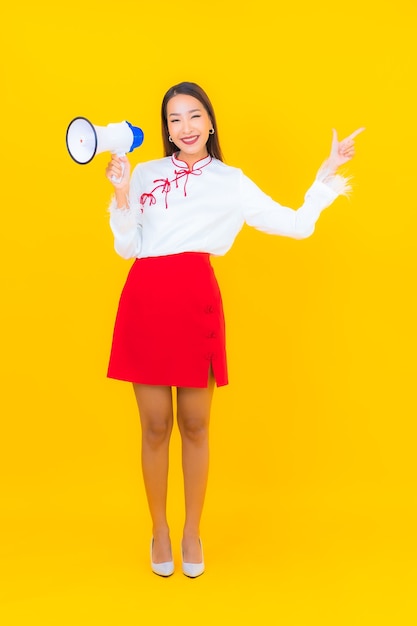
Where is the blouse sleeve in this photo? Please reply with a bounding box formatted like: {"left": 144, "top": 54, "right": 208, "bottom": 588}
{"left": 240, "top": 166, "right": 351, "bottom": 239}
{"left": 108, "top": 166, "right": 144, "bottom": 259}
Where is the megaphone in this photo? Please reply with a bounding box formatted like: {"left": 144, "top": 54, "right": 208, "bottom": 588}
{"left": 66, "top": 116, "right": 144, "bottom": 168}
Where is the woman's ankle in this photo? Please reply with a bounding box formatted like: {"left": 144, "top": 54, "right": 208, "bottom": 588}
{"left": 152, "top": 525, "right": 171, "bottom": 540}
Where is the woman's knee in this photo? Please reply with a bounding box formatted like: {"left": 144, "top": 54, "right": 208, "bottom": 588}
{"left": 133, "top": 384, "right": 173, "bottom": 447}
{"left": 178, "top": 414, "right": 209, "bottom": 444}
{"left": 142, "top": 413, "right": 173, "bottom": 447}
{"left": 176, "top": 386, "right": 213, "bottom": 443}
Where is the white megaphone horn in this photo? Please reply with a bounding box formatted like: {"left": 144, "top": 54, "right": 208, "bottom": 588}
{"left": 66, "top": 117, "right": 144, "bottom": 182}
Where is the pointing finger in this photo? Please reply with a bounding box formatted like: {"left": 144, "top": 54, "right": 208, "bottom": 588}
{"left": 346, "top": 127, "right": 366, "bottom": 141}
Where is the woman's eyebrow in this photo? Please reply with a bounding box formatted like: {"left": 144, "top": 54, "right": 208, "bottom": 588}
{"left": 168, "top": 108, "right": 201, "bottom": 117}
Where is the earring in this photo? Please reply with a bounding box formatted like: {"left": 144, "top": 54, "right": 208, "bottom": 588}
{"left": 169, "top": 136, "right": 173, "bottom": 142}
{"left": 209, "top": 128, "right": 215, "bottom": 135}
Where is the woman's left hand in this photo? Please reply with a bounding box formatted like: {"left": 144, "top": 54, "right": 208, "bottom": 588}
{"left": 327, "top": 127, "right": 365, "bottom": 171}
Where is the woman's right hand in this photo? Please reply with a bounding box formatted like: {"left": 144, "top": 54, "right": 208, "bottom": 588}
{"left": 105, "top": 154, "right": 131, "bottom": 189}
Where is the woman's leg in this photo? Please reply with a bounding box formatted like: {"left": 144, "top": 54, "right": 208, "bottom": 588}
{"left": 133, "top": 383, "right": 174, "bottom": 564}
{"left": 177, "top": 373, "right": 215, "bottom": 563}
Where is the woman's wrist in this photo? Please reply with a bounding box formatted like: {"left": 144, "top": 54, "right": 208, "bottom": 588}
{"left": 319, "top": 157, "right": 338, "bottom": 177}
{"left": 114, "top": 188, "right": 130, "bottom": 209}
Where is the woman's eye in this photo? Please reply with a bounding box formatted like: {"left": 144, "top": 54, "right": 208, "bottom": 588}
{"left": 191, "top": 115, "right": 201, "bottom": 119}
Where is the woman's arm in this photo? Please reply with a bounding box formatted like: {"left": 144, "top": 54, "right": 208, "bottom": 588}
{"left": 242, "top": 127, "right": 365, "bottom": 239}
{"left": 106, "top": 155, "right": 144, "bottom": 259}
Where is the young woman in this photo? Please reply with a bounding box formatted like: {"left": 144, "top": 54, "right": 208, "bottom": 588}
{"left": 105, "top": 81, "right": 364, "bottom": 577}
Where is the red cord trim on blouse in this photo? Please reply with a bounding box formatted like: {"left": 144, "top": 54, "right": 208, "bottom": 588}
{"left": 139, "top": 154, "right": 212, "bottom": 211}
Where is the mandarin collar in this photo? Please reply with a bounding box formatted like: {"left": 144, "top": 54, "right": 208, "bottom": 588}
{"left": 171, "top": 152, "right": 212, "bottom": 171}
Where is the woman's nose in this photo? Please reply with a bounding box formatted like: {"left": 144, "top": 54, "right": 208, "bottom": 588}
{"left": 183, "top": 119, "right": 192, "bottom": 133}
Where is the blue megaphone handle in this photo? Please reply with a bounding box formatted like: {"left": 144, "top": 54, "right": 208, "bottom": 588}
{"left": 126, "top": 121, "right": 144, "bottom": 152}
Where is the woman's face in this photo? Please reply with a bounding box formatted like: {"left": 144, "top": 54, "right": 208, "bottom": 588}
{"left": 166, "top": 94, "right": 212, "bottom": 165}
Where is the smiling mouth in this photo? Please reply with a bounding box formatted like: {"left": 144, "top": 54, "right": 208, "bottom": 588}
{"left": 181, "top": 136, "right": 199, "bottom": 145}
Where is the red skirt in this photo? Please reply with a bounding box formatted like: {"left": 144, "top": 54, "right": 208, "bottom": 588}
{"left": 107, "top": 252, "right": 228, "bottom": 388}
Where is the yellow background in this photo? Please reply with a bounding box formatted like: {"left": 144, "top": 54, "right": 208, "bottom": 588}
{"left": 1, "top": 1, "right": 416, "bottom": 624}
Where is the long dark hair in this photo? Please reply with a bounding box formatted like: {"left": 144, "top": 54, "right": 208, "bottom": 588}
{"left": 161, "top": 82, "right": 224, "bottom": 162}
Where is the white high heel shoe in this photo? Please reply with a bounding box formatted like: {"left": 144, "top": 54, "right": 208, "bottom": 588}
{"left": 181, "top": 539, "right": 205, "bottom": 578}
{"left": 150, "top": 538, "right": 174, "bottom": 577}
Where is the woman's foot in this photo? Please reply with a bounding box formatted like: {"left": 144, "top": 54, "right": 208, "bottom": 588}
{"left": 181, "top": 536, "right": 205, "bottom": 578}
{"left": 150, "top": 532, "right": 174, "bottom": 577}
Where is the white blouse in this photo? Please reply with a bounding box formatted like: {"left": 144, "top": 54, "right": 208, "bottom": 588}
{"left": 109, "top": 153, "right": 349, "bottom": 260}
